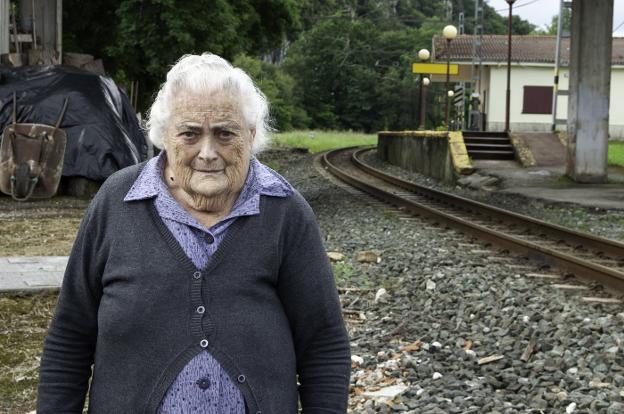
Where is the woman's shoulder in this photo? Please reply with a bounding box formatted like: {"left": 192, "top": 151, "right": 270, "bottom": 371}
{"left": 88, "top": 161, "right": 148, "bottom": 210}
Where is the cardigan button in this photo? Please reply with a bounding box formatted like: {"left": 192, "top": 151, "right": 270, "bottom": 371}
{"left": 193, "top": 271, "right": 202, "bottom": 279}
{"left": 196, "top": 306, "right": 205, "bottom": 314}
{"left": 200, "top": 339, "right": 209, "bottom": 348}
{"left": 196, "top": 377, "right": 210, "bottom": 390}
{"left": 237, "top": 374, "right": 246, "bottom": 383}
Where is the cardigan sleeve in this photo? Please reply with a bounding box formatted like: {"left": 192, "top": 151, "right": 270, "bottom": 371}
{"left": 277, "top": 193, "right": 351, "bottom": 413}
{"left": 37, "top": 198, "right": 106, "bottom": 414}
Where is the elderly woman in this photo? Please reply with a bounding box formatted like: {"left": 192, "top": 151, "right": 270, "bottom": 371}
{"left": 36, "top": 53, "right": 351, "bottom": 413}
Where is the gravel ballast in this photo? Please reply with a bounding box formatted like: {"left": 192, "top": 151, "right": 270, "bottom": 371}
{"left": 360, "top": 150, "right": 624, "bottom": 243}
{"left": 262, "top": 147, "right": 624, "bottom": 413}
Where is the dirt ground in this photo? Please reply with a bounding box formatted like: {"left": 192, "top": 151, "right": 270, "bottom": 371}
{"left": 0, "top": 195, "right": 88, "bottom": 413}
{"left": 0, "top": 292, "right": 57, "bottom": 414}
{"left": 0, "top": 195, "right": 89, "bottom": 256}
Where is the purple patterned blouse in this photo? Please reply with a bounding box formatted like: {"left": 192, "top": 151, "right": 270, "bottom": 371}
{"left": 124, "top": 151, "right": 293, "bottom": 413}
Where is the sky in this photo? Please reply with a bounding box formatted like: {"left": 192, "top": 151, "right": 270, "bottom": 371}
{"left": 485, "top": 0, "right": 624, "bottom": 37}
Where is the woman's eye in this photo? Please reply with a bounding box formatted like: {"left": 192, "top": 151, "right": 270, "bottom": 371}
{"left": 180, "top": 131, "right": 196, "bottom": 139}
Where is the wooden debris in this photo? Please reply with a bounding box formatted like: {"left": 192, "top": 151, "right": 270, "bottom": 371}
{"left": 526, "top": 273, "right": 561, "bottom": 279}
{"left": 463, "top": 339, "right": 473, "bottom": 350}
{"left": 552, "top": 284, "right": 590, "bottom": 290}
{"left": 401, "top": 340, "right": 422, "bottom": 352}
{"left": 478, "top": 354, "right": 504, "bottom": 365}
{"left": 357, "top": 251, "right": 380, "bottom": 263}
{"left": 521, "top": 335, "right": 537, "bottom": 362}
{"left": 582, "top": 297, "right": 623, "bottom": 304}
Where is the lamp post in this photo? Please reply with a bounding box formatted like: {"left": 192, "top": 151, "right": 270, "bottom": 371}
{"left": 418, "top": 48, "right": 430, "bottom": 130}
{"left": 443, "top": 25, "right": 457, "bottom": 130}
{"left": 504, "top": 0, "right": 516, "bottom": 132}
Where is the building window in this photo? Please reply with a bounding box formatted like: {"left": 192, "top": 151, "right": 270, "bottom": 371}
{"left": 522, "top": 86, "right": 553, "bottom": 114}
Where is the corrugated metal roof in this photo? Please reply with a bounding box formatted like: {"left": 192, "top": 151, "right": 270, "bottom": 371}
{"left": 432, "top": 35, "right": 624, "bottom": 65}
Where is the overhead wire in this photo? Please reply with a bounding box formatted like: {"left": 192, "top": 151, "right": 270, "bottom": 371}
{"left": 493, "top": 0, "right": 542, "bottom": 13}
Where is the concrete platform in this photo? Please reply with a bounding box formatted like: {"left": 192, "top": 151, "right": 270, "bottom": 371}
{"left": 473, "top": 132, "right": 624, "bottom": 210}
{"left": 0, "top": 256, "right": 67, "bottom": 293}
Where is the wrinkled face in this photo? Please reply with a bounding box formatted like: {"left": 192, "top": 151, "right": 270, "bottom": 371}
{"left": 163, "top": 89, "right": 254, "bottom": 207}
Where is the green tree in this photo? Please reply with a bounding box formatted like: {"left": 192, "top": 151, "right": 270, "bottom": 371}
{"left": 537, "top": 7, "right": 572, "bottom": 35}
{"left": 63, "top": 0, "right": 301, "bottom": 111}
{"left": 233, "top": 54, "right": 309, "bottom": 131}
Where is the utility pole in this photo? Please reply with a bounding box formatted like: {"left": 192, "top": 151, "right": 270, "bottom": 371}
{"left": 551, "top": 0, "right": 565, "bottom": 131}
{"left": 504, "top": 0, "right": 516, "bottom": 132}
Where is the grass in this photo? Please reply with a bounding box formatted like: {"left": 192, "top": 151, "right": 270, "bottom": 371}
{"left": 0, "top": 292, "right": 58, "bottom": 414}
{"left": 609, "top": 141, "right": 624, "bottom": 167}
{"left": 272, "top": 130, "right": 377, "bottom": 153}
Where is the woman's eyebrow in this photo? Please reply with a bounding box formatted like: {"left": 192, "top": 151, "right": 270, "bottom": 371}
{"left": 211, "top": 121, "right": 241, "bottom": 130}
{"left": 175, "top": 123, "right": 202, "bottom": 131}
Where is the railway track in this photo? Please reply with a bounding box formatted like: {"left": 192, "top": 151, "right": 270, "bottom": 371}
{"left": 322, "top": 146, "right": 624, "bottom": 296}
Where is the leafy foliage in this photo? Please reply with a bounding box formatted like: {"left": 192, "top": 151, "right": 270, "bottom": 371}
{"left": 63, "top": 0, "right": 536, "bottom": 131}
{"left": 63, "top": 0, "right": 300, "bottom": 110}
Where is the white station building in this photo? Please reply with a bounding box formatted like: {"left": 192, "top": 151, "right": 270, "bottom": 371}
{"left": 432, "top": 35, "right": 624, "bottom": 139}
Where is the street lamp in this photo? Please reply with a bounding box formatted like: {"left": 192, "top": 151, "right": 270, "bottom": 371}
{"left": 505, "top": 0, "right": 517, "bottom": 132}
{"left": 418, "top": 48, "right": 430, "bottom": 130}
{"left": 443, "top": 25, "right": 457, "bottom": 130}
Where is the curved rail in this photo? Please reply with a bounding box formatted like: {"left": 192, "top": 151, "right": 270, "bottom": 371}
{"left": 322, "top": 147, "right": 624, "bottom": 295}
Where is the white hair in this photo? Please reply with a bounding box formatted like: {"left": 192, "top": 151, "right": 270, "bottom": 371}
{"left": 146, "top": 53, "right": 271, "bottom": 153}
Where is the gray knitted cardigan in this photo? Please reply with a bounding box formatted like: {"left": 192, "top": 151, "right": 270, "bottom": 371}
{"left": 36, "top": 162, "right": 351, "bottom": 414}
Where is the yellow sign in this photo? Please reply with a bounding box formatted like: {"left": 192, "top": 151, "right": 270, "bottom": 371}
{"left": 412, "top": 62, "right": 459, "bottom": 75}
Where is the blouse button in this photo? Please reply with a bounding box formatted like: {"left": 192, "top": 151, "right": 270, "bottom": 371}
{"left": 237, "top": 374, "right": 246, "bottom": 383}
{"left": 200, "top": 339, "right": 209, "bottom": 348}
{"left": 196, "top": 306, "right": 205, "bottom": 314}
{"left": 193, "top": 271, "right": 202, "bottom": 280}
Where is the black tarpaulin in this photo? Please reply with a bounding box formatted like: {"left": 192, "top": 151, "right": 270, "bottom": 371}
{"left": 0, "top": 65, "right": 147, "bottom": 181}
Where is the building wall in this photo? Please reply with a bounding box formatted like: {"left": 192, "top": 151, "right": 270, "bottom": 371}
{"left": 483, "top": 64, "right": 624, "bottom": 139}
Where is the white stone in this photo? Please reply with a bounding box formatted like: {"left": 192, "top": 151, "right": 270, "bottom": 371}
{"left": 566, "top": 402, "right": 577, "bottom": 413}
{"left": 327, "top": 251, "right": 345, "bottom": 262}
{"left": 432, "top": 372, "right": 443, "bottom": 380}
{"left": 362, "top": 385, "right": 408, "bottom": 399}
{"left": 351, "top": 355, "right": 364, "bottom": 365}
{"left": 426, "top": 280, "right": 436, "bottom": 290}
{"left": 431, "top": 341, "right": 442, "bottom": 349}
{"left": 589, "top": 380, "right": 611, "bottom": 388}
{"left": 374, "top": 288, "right": 388, "bottom": 303}
{"left": 522, "top": 315, "right": 530, "bottom": 323}
{"left": 465, "top": 349, "right": 476, "bottom": 357}
{"left": 567, "top": 367, "right": 579, "bottom": 375}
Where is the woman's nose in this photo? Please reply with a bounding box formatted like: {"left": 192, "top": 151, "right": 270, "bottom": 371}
{"left": 197, "top": 137, "right": 219, "bottom": 162}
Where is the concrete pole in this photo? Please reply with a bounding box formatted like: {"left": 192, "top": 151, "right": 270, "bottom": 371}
{"left": 0, "top": 0, "right": 9, "bottom": 55}
{"left": 566, "top": 0, "right": 613, "bottom": 183}
{"left": 56, "top": 0, "right": 62, "bottom": 63}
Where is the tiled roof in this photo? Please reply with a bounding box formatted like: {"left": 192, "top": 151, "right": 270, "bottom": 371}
{"left": 432, "top": 35, "right": 624, "bottom": 65}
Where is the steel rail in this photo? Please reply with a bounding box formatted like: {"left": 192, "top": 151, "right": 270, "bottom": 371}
{"left": 322, "top": 147, "right": 624, "bottom": 295}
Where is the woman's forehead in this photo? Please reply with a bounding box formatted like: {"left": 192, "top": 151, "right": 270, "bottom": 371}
{"left": 170, "top": 91, "right": 244, "bottom": 120}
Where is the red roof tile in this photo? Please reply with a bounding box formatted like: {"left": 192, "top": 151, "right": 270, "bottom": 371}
{"left": 432, "top": 35, "right": 624, "bottom": 66}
